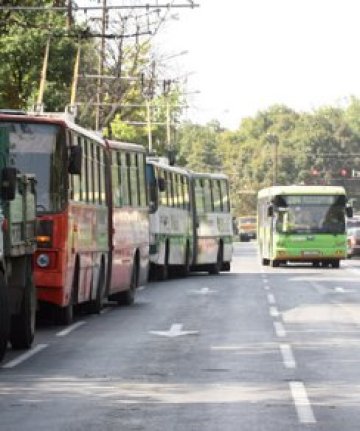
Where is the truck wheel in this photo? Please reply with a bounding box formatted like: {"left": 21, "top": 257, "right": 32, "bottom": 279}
{"left": 0, "top": 272, "right": 9, "bottom": 361}
{"left": 10, "top": 269, "right": 36, "bottom": 349}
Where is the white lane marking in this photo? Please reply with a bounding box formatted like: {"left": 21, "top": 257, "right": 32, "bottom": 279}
{"left": 263, "top": 284, "right": 270, "bottom": 291}
{"left": 267, "top": 293, "right": 276, "bottom": 305}
{"left": 56, "top": 321, "right": 86, "bottom": 337}
{"left": 289, "top": 381, "right": 316, "bottom": 424}
{"left": 280, "top": 343, "right": 296, "bottom": 369}
{"left": 190, "top": 287, "right": 216, "bottom": 295}
{"left": 150, "top": 323, "right": 199, "bottom": 338}
{"left": 269, "top": 306, "right": 280, "bottom": 317}
{"left": 274, "top": 321, "right": 286, "bottom": 337}
{"left": 334, "top": 286, "right": 345, "bottom": 293}
{"left": 100, "top": 307, "right": 111, "bottom": 315}
{"left": 2, "top": 344, "right": 48, "bottom": 369}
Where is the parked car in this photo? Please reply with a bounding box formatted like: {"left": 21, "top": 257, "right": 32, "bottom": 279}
{"left": 347, "top": 227, "right": 360, "bottom": 257}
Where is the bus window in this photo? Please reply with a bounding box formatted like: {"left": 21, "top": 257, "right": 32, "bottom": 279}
{"left": 204, "top": 179, "right": 213, "bottom": 213}
{"left": 121, "top": 152, "right": 130, "bottom": 206}
{"left": 80, "top": 136, "right": 87, "bottom": 202}
{"left": 184, "top": 178, "right": 190, "bottom": 210}
{"left": 159, "top": 169, "right": 167, "bottom": 206}
{"left": 72, "top": 133, "right": 81, "bottom": 202}
{"left": 138, "top": 154, "right": 147, "bottom": 207}
{"left": 112, "top": 151, "right": 120, "bottom": 206}
{"left": 220, "top": 180, "right": 230, "bottom": 212}
{"left": 130, "top": 152, "right": 139, "bottom": 207}
{"left": 86, "top": 140, "right": 94, "bottom": 203}
{"left": 212, "top": 180, "right": 222, "bottom": 212}
{"left": 167, "top": 171, "right": 174, "bottom": 207}
{"left": 195, "top": 179, "right": 205, "bottom": 214}
{"left": 178, "top": 175, "right": 184, "bottom": 208}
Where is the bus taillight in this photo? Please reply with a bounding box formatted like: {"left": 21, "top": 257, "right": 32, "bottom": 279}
{"left": 36, "top": 220, "right": 53, "bottom": 248}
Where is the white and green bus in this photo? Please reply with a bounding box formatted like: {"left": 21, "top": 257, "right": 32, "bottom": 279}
{"left": 146, "top": 158, "right": 233, "bottom": 280}
{"left": 257, "top": 185, "right": 353, "bottom": 268}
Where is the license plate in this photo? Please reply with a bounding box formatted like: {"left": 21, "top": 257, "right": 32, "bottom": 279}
{"left": 302, "top": 251, "right": 320, "bottom": 256}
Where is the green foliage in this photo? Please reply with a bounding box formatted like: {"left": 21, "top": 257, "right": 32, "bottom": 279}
{"left": 177, "top": 100, "right": 360, "bottom": 216}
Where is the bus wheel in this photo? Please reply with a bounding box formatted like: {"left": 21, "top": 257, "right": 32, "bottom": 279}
{"left": 209, "top": 246, "right": 223, "bottom": 275}
{"left": 10, "top": 264, "right": 36, "bottom": 349}
{"left": 262, "top": 258, "right": 269, "bottom": 266}
{"left": 157, "top": 245, "right": 169, "bottom": 281}
{"left": 179, "top": 244, "right": 191, "bottom": 277}
{"left": 313, "top": 261, "right": 320, "bottom": 267}
{"left": 87, "top": 264, "right": 105, "bottom": 314}
{"left": 0, "top": 272, "right": 9, "bottom": 361}
{"left": 117, "top": 262, "right": 138, "bottom": 306}
{"left": 332, "top": 260, "right": 340, "bottom": 269}
{"left": 271, "top": 259, "right": 280, "bottom": 268}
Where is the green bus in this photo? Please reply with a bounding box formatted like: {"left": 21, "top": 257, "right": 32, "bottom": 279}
{"left": 257, "top": 185, "right": 353, "bottom": 268}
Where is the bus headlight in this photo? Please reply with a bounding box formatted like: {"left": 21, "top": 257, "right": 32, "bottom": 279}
{"left": 37, "top": 253, "right": 50, "bottom": 268}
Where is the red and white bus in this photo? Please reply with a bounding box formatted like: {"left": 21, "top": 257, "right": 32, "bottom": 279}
{"left": 0, "top": 111, "right": 149, "bottom": 324}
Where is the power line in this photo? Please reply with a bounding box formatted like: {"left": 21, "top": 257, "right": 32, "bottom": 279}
{"left": 0, "top": 4, "right": 199, "bottom": 12}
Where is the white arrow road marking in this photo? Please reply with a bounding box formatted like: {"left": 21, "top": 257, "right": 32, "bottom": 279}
{"left": 189, "top": 287, "right": 216, "bottom": 295}
{"left": 150, "top": 323, "right": 199, "bottom": 338}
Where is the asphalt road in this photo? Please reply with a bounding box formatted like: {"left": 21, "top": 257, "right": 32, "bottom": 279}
{"left": 1, "top": 242, "right": 360, "bottom": 430}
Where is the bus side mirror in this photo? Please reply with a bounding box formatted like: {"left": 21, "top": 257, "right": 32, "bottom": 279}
{"left": 68, "top": 146, "right": 82, "bottom": 175}
{"left": 267, "top": 205, "right": 274, "bottom": 217}
{"left": 346, "top": 206, "right": 353, "bottom": 218}
{"left": 1, "top": 167, "right": 17, "bottom": 201}
{"left": 158, "top": 177, "right": 166, "bottom": 192}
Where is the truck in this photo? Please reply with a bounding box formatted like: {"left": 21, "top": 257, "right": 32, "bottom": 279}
{"left": 0, "top": 126, "right": 37, "bottom": 362}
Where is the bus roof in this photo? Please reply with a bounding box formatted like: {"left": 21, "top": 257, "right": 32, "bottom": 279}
{"left": 257, "top": 184, "right": 346, "bottom": 199}
{"left": 146, "top": 158, "right": 191, "bottom": 176}
{"left": 0, "top": 111, "right": 105, "bottom": 145}
{"left": 107, "top": 139, "right": 145, "bottom": 153}
{"left": 189, "top": 171, "right": 229, "bottom": 181}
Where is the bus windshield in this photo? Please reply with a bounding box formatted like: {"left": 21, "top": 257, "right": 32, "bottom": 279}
{"left": 275, "top": 194, "right": 346, "bottom": 234}
{"left": 3, "top": 122, "right": 66, "bottom": 212}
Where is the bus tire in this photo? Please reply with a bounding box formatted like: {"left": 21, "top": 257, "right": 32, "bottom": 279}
{"left": 332, "top": 260, "right": 340, "bottom": 269}
{"left": 57, "top": 262, "right": 78, "bottom": 326}
{"left": 0, "top": 272, "right": 9, "bottom": 361}
{"left": 179, "top": 243, "right": 191, "bottom": 277}
{"left": 156, "top": 244, "right": 169, "bottom": 281}
{"left": 261, "top": 258, "right": 269, "bottom": 266}
{"left": 270, "top": 259, "right": 280, "bottom": 268}
{"left": 117, "top": 261, "right": 138, "bottom": 306}
{"left": 87, "top": 262, "right": 105, "bottom": 314}
{"left": 209, "top": 245, "right": 223, "bottom": 275}
{"left": 10, "top": 264, "right": 36, "bottom": 349}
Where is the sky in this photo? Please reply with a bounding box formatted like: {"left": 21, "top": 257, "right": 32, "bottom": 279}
{"left": 153, "top": 0, "right": 360, "bottom": 129}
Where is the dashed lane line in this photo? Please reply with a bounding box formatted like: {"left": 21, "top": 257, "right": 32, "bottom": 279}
{"left": 56, "top": 321, "right": 86, "bottom": 337}
{"left": 267, "top": 293, "right": 276, "bottom": 305}
{"left": 269, "top": 306, "right": 280, "bottom": 317}
{"left": 289, "top": 381, "right": 316, "bottom": 424}
{"left": 279, "top": 343, "right": 296, "bottom": 369}
{"left": 2, "top": 344, "right": 48, "bottom": 369}
{"left": 274, "top": 321, "right": 287, "bottom": 337}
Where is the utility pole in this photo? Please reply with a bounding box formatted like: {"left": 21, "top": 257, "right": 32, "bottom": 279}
{"left": 95, "top": 0, "right": 107, "bottom": 131}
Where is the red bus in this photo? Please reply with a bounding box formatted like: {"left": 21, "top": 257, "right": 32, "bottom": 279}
{"left": 0, "top": 111, "right": 149, "bottom": 324}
